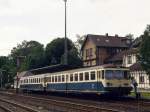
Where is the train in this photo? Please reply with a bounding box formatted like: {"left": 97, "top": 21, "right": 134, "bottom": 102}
{"left": 19, "top": 64, "right": 132, "bottom": 96}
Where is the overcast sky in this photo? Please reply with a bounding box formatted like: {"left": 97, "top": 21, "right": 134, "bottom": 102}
{"left": 0, "top": 0, "right": 150, "bottom": 56}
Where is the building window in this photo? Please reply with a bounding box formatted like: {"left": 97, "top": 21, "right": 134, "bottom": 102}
{"left": 85, "top": 48, "right": 93, "bottom": 59}
{"left": 89, "top": 48, "right": 93, "bottom": 57}
{"left": 86, "top": 49, "right": 89, "bottom": 59}
{"left": 127, "top": 55, "right": 132, "bottom": 64}
{"left": 139, "top": 76, "right": 144, "bottom": 83}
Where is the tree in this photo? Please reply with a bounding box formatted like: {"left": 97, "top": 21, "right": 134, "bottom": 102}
{"left": 0, "top": 56, "right": 16, "bottom": 86}
{"left": 75, "top": 34, "right": 86, "bottom": 54}
{"left": 45, "top": 38, "right": 82, "bottom": 66}
{"left": 10, "top": 40, "right": 45, "bottom": 71}
{"left": 139, "top": 25, "right": 150, "bottom": 75}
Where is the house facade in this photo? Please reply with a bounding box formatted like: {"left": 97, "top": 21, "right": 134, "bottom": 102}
{"left": 122, "top": 48, "right": 150, "bottom": 89}
{"left": 81, "top": 34, "right": 131, "bottom": 67}
{"left": 81, "top": 34, "right": 149, "bottom": 90}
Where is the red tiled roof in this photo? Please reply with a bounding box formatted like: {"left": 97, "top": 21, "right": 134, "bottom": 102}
{"left": 130, "top": 63, "right": 143, "bottom": 71}
{"left": 107, "top": 51, "right": 126, "bottom": 62}
{"left": 81, "top": 34, "right": 131, "bottom": 50}
{"left": 124, "top": 48, "right": 138, "bottom": 55}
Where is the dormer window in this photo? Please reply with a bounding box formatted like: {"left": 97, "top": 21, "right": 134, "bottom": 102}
{"left": 127, "top": 55, "right": 132, "bottom": 64}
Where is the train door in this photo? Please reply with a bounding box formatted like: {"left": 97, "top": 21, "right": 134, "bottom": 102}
{"left": 97, "top": 70, "right": 100, "bottom": 93}
{"left": 43, "top": 76, "right": 46, "bottom": 92}
{"left": 65, "top": 74, "right": 69, "bottom": 93}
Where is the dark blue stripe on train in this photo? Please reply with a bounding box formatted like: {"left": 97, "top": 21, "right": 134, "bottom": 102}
{"left": 47, "top": 82, "right": 104, "bottom": 91}
{"left": 20, "top": 82, "right": 104, "bottom": 92}
{"left": 20, "top": 84, "right": 43, "bottom": 91}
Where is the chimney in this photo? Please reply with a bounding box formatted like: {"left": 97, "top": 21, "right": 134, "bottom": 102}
{"left": 105, "top": 33, "right": 108, "bottom": 37}
{"left": 115, "top": 34, "right": 118, "bottom": 37}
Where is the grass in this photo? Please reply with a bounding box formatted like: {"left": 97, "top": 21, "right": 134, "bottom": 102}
{"left": 129, "top": 92, "right": 150, "bottom": 99}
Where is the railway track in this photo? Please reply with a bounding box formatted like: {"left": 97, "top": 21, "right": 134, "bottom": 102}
{"left": 0, "top": 105, "right": 13, "bottom": 112}
{"left": 0, "top": 97, "right": 40, "bottom": 112}
{"left": 16, "top": 92, "right": 150, "bottom": 112}
{"left": 0, "top": 90, "right": 150, "bottom": 112}
{"left": 0, "top": 91, "right": 122, "bottom": 112}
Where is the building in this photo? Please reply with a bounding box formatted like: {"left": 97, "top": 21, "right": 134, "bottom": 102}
{"left": 122, "top": 48, "right": 150, "bottom": 89}
{"left": 81, "top": 34, "right": 131, "bottom": 67}
{"left": 81, "top": 34, "right": 150, "bottom": 90}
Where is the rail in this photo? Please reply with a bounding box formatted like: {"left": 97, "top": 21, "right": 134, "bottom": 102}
{"left": 0, "top": 98, "right": 40, "bottom": 112}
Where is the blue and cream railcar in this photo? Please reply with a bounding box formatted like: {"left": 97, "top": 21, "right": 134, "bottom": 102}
{"left": 19, "top": 74, "right": 45, "bottom": 91}
{"left": 45, "top": 65, "right": 132, "bottom": 95}
{"left": 19, "top": 65, "right": 132, "bottom": 95}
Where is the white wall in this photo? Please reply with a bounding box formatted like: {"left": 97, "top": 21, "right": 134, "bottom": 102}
{"left": 130, "top": 71, "right": 150, "bottom": 89}
{"left": 123, "top": 54, "right": 137, "bottom": 67}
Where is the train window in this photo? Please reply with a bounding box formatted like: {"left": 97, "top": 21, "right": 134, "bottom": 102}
{"left": 85, "top": 72, "right": 89, "bottom": 80}
{"left": 70, "top": 74, "right": 73, "bottom": 82}
{"left": 52, "top": 76, "right": 54, "bottom": 82}
{"left": 79, "top": 73, "right": 83, "bottom": 81}
{"left": 62, "top": 75, "right": 65, "bottom": 82}
{"left": 58, "top": 76, "right": 61, "bottom": 82}
{"left": 49, "top": 77, "right": 51, "bottom": 82}
{"left": 55, "top": 76, "right": 57, "bottom": 82}
{"left": 124, "top": 71, "right": 129, "bottom": 79}
{"left": 66, "top": 75, "right": 68, "bottom": 82}
{"left": 74, "top": 73, "right": 78, "bottom": 81}
{"left": 90, "top": 71, "right": 95, "bottom": 80}
{"left": 102, "top": 70, "right": 104, "bottom": 79}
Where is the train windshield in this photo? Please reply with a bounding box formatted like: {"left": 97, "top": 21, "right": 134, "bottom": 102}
{"left": 105, "top": 70, "right": 125, "bottom": 80}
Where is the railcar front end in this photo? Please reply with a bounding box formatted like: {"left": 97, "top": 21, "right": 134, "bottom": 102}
{"left": 101, "top": 69, "right": 132, "bottom": 95}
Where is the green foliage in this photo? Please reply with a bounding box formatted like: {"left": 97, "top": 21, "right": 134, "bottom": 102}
{"left": 0, "top": 56, "right": 16, "bottom": 86}
{"left": 0, "top": 37, "right": 82, "bottom": 87}
{"left": 61, "top": 47, "right": 82, "bottom": 66}
{"left": 45, "top": 38, "right": 82, "bottom": 66}
{"left": 11, "top": 40, "right": 45, "bottom": 71}
{"left": 139, "top": 25, "right": 150, "bottom": 75}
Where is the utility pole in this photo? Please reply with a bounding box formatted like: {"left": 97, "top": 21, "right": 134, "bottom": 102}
{"left": 64, "top": 0, "right": 68, "bottom": 65}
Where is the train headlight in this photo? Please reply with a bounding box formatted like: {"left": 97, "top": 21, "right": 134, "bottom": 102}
{"left": 106, "top": 82, "right": 113, "bottom": 87}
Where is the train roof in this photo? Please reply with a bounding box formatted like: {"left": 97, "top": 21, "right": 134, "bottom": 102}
{"left": 22, "top": 64, "right": 127, "bottom": 77}
{"left": 29, "top": 64, "right": 81, "bottom": 75}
